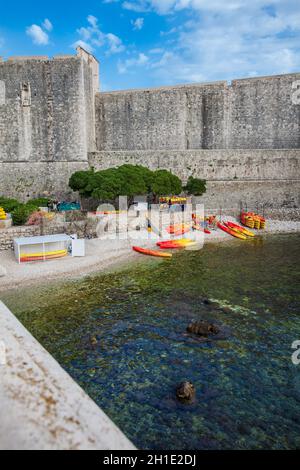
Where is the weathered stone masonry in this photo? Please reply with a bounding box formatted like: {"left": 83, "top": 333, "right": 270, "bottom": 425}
{"left": 0, "top": 48, "right": 96, "bottom": 199}
{"left": 0, "top": 47, "right": 299, "bottom": 212}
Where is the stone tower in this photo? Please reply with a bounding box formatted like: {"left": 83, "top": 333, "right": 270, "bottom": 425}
{"left": 0, "top": 47, "right": 99, "bottom": 199}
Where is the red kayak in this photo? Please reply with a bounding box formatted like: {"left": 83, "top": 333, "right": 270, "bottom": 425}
{"left": 157, "top": 239, "right": 175, "bottom": 246}
{"left": 157, "top": 240, "right": 183, "bottom": 247}
{"left": 224, "top": 221, "right": 255, "bottom": 237}
{"left": 132, "top": 246, "right": 172, "bottom": 258}
{"left": 158, "top": 242, "right": 185, "bottom": 249}
{"left": 217, "top": 222, "right": 247, "bottom": 240}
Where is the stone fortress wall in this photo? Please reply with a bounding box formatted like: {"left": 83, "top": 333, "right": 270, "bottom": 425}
{"left": 95, "top": 75, "right": 300, "bottom": 151}
{"left": 0, "top": 46, "right": 299, "bottom": 213}
{"left": 0, "top": 47, "right": 96, "bottom": 199}
{"left": 93, "top": 74, "right": 300, "bottom": 212}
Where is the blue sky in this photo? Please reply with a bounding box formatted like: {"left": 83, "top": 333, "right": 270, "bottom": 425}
{"left": 0, "top": 0, "right": 299, "bottom": 90}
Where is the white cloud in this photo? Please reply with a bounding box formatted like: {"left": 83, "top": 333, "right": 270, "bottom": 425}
{"left": 132, "top": 18, "right": 144, "bottom": 30}
{"left": 42, "top": 19, "right": 53, "bottom": 32}
{"left": 122, "top": 1, "right": 151, "bottom": 12}
{"left": 160, "top": 27, "right": 178, "bottom": 37}
{"left": 118, "top": 0, "right": 300, "bottom": 84}
{"left": 74, "top": 15, "right": 124, "bottom": 55}
{"left": 121, "top": 1, "right": 281, "bottom": 15}
{"left": 26, "top": 24, "right": 49, "bottom": 45}
{"left": 106, "top": 33, "right": 125, "bottom": 54}
{"left": 118, "top": 52, "right": 149, "bottom": 73}
{"left": 87, "top": 15, "right": 98, "bottom": 28}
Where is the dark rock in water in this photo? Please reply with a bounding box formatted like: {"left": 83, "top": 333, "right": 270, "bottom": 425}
{"left": 187, "top": 321, "right": 219, "bottom": 337}
{"left": 203, "top": 298, "right": 220, "bottom": 308}
{"left": 176, "top": 381, "right": 196, "bottom": 403}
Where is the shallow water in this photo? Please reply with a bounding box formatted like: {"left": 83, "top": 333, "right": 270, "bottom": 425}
{"left": 2, "top": 234, "right": 300, "bottom": 449}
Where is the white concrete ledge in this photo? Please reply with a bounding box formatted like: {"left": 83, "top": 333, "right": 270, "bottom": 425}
{"left": 0, "top": 301, "right": 136, "bottom": 450}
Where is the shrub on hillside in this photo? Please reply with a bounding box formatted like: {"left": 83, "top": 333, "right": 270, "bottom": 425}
{"left": 26, "top": 197, "right": 49, "bottom": 208}
{"left": 184, "top": 177, "right": 207, "bottom": 196}
{"left": 12, "top": 204, "right": 36, "bottom": 226}
{"left": 0, "top": 197, "right": 21, "bottom": 213}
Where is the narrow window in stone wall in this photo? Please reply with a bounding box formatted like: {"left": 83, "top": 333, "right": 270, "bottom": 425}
{"left": 0, "top": 80, "right": 5, "bottom": 105}
{"left": 20, "top": 82, "right": 31, "bottom": 107}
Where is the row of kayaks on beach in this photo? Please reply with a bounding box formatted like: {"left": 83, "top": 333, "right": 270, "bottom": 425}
{"left": 217, "top": 222, "right": 255, "bottom": 240}
{"left": 132, "top": 219, "right": 257, "bottom": 258}
{"left": 133, "top": 238, "right": 197, "bottom": 258}
{"left": 133, "top": 239, "right": 196, "bottom": 258}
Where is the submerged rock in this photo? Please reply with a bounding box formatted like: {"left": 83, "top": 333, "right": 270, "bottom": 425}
{"left": 203, "top": 298, "right": 220, "bottom": 308}
{"left": 90, "top": 336, "right": 98, "bottom": 346}
{"left": 176, "top": 381, "right": 196, "bottom": 403}
{"left": 187, "top": 321, "right": 219, "bottom": 337}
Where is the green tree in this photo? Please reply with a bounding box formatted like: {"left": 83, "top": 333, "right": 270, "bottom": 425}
{"left": 151, "top": 170, "right": 182, "bottom": 200}
{"left": 69, "top": 169, "right": 95, "bottom": 196}
{"left": 184, "top": 177, "right": 207, "bottom": 196}
{"left": 68, "top": 164, "right": 183, "bottom": 205}
{"left": 91, "top": 169, "right": 123, "bottom": 202}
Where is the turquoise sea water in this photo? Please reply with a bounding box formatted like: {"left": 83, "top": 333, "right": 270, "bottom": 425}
{"left": 2, "top": 234, "right": 300, "bottom": 449}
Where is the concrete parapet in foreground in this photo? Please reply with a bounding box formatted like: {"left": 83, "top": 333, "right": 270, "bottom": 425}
{"left": 0, "top": 301, "right": 135, "bottom": 450}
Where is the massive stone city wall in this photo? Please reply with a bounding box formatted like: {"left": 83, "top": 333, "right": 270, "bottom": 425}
{"left": 93, "top": 73, "right": 300, "bottom": 213}
{"left": 95, "top": 73, "right": 300, "bottom": 151}
{"left": 0, "top": 48, "right": 97, "bottom": 199}
{"left": 0, "top": 47, "right": 299, "bottom": 213}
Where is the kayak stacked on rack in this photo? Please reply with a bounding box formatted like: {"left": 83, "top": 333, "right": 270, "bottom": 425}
{"left": 20, "top": 249, "right": 68, "bottom": 263}
{"left": 241, "top": 212, "right": 266, "bottom": 230}
{"left": 0, "top": 207, "right": 6, "bottom": 220}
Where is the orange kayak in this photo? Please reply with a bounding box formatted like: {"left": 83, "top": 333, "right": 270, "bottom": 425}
{"left": 217, "top": 222, "right": 247, "bottom": 240}
{"left": 132, "top": 246, "right": 172, "bottom": 258}
{"left": 225, "top": 221, "right": 255, "bottom": 237}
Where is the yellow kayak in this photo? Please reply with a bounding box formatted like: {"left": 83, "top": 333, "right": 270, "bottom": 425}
{"left": 20, "top": 249, "right": 67, "bottom": 258}
{"left": 218, "top": 223, "right": 247, "bottom": 240}
{"left": 225, "top": 222, "right": 255, "bottom": 237}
